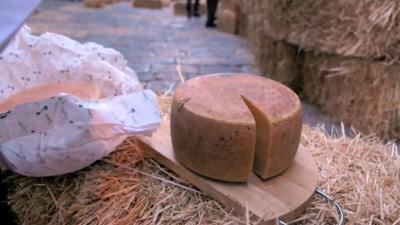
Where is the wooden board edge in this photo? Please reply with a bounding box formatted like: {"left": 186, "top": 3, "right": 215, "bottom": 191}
{"left": 136, "top": 137, "right": 318, "bottom": 224}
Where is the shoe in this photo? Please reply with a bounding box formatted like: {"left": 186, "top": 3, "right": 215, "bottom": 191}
{"left": 205, "top": 21, "right": 217, "bottom": 28}
{"left": 193, "top": 11, "right": 201, "bottom": 17}
{"left": 187, "top": 11, "right": 192, "bottom": 18}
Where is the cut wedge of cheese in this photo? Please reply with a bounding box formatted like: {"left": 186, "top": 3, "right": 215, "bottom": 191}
{"left": 171, "top": 74, "right": 302, "bottom": 182}
{"left": 0, "top": 81, "right": 104, "bottom": 113}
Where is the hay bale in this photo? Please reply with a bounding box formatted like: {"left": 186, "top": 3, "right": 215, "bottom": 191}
{"left": 219, "top": 0, "right": 239, "bottom": 12}
{"left": 256, "top": 36, "right": 302, "bottom": 91}
{"left": 172, "top": 1, "right": 186, "bottom": 15}
{"left": 173, "top": 1, "right": 206, "bottom": 16}
{"left": 241, "top": 0, "right": 286, "bottom": 41}
{"left": 242, "top": 0, "right": 400, "bottom": 59}
{"left": 217, "top": 0, "right": 247, "bottom": 35}
{"left": 219, "top": 0, "right": 249, "bottom": 37}
{"left": 83, "top": 0, "right": 104, "bottom": 8}
{"left": 160, "top": 0, "right": 170, "bottom": 7}
{"left": 133, "top": 0, "right": 163, "bottom": 9}
{"left": 300, "top": 126, "right": 400, "bottom": 225}
{"left": 237, "top": 9, "right": 248, "bottom": 38}
{"left": 85, "top": 0, "right": 127, "bottom": 7}
{"left": 216, "top": 9, "right": 237, "bottom": 34}
{"left": 5, "top": 101, "right": 400, "bottom": 224}
{"left": 303, "top": 52, "right": 400, "bottom": 140}
{"left": 245, "top": 15, "right": 302, "bottom": 91}
{"left": 6, "top": 139, "right": 248, "bottom": 225}
{"left": 241, "top": 0, "right": 400, "bottom": 139}
{"left": 102, "top": 0, "right": 113, "bottom": 4}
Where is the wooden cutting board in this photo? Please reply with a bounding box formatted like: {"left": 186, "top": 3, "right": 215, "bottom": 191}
{"left": 137, "top": 121, "right": 318, "bottom": 224}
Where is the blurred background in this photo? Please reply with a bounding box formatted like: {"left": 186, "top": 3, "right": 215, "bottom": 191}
{"left": 27, "top": 0, "right": 371, "bottom": 140}
{"left": 1, "top": 1, "right": 399, "bottom": 225}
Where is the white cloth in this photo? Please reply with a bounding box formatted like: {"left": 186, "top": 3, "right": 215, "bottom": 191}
{"left": 0, "top": 26, "right": 161, "bottom": 176}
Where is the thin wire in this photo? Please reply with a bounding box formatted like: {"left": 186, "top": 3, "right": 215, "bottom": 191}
{"left": 278, "top": 188, "right": 345, "bottom": 225}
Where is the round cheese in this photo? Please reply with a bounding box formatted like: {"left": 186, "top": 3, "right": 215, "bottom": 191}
{"left": 171, "top": 74, "right": 302, "bottom": 182}
{"left": 0, "top": 81, "right": 104, "bottom": 113}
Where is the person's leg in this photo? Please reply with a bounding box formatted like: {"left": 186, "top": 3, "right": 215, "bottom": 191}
{"left": 206, "top": 0, "right": 219, "bottom": 27}
{"left": 193, "top": 0, "right": 200, "bottom": 17}
{"left": 212, "top": 0, "right": 220, "bottom": 19}
{"left": 186, "top": 0, "right": 192, "bottom": 17}
{"left": 206, "top": 0, "right": 214, "bottom": 26}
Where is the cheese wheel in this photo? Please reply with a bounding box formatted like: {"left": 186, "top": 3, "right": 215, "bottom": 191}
{"left": 171, "top": 74, "right": 302, "bottom": 182}
{"left": 0, "top": 81, "right": 104, "bottom": 113}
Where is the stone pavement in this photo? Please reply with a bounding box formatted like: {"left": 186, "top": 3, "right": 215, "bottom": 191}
{"left": 28, "top": 0, "right": 258, "bottom": 93}
{"left": 27, "top": 0, "right": 379, "bottom": 139}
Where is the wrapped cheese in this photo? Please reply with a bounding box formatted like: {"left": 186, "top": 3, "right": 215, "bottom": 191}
{"left": 0, "top": 81, "right": 104, "bottom": 113}
{"left": 0, "top": 26, "right": 161, "bottom": 177}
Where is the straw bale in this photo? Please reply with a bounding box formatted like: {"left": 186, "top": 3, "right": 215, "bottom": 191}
{"left": 4, "top": 97, "right": 400, "bottom": 224}
{"left": 161, "top": 0, "right": 170, "bottom": 7}
{"left": 83, "top": 0, "right": 104, "bottom": 8}
{"left": 242, "top": 0, "right": 400, "bottom": 59}
{"left": 173, "top": 0, "right": 206, "bottom": 16}
{"left": 241, "top": 0, "right": 400, "bottom": 139}
{"left": 217, "top": 9, "right": 238, "bottom": 34}
{"left": 299, "top": 126, "right": 400, "bottom": 225}
{"left": 173, "top": 1, "right": 185, "bottom": 15}
{"left": 237, "top": 9, "right": 247, "bottom": 38}
{"left": 246, "top": 16, "right": 302, "bottom": 91}
{"left": 173, "top": 2, "right": 187, "bottom": 16}
{"left": 219, "top": 0, "right": 240, "bottom": 13}
{"left": 241, "top": 0, "right": 285, "bottom": 41}
{"left": 217, "top": 0, "right": 247, "bottom": 35}
{"left": 103, "top": 0, "right": 120, "bottom": 4}
{"left": 84, "top": 0, "right": 127, "bottom": 8}
{"left": 133, "top": 0, "right": 163, "bottom": 9}
{"left": 303, "top": 52, "right": 400, "bottom": 140}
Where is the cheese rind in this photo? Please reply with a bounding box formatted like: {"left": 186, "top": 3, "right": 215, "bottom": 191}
{"left": 171, "top": 102, "right": 256, "bottom": 182}
{"left": 171, "top": 78, "right": 256, "bottom": 182}
{"left": 171, "top": 74, "right": 302, "bottom": 182}
{"left": 0, "top": 81, "right": 103, "bottom": 113}
{"left": 242, "top": 95, "right": 302, "bottom": 178}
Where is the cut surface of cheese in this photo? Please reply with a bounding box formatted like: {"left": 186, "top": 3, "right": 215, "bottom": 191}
{"left": 0, "top": 81, "right": 104, "bottom": 113}
{"left": 170, "top": 74, "right": 302, "bottom": 182}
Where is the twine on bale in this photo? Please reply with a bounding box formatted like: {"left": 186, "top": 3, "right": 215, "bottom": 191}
{"left": 4, "top": 97, "right": 400, "bottom": 224}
